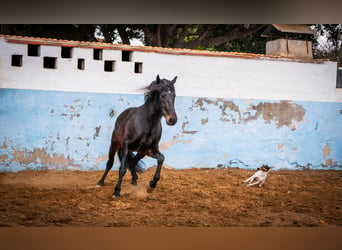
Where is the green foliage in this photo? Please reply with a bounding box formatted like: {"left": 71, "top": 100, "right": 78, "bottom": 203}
{"left": 5, "top": 24, "right": 341, "bottom": 62}
{"left": 312, "top": 24, "right": 342, "bottom": 64}
{"left": 1, "top": 24, "right": 97, "bottom": 41}
{"left": 210, "top": 28, "right": 266, "bottom": 54}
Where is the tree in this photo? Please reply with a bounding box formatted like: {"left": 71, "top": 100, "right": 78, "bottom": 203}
{"left": 137, "top": 24, "right": 267, "bottom": 49}
{"left": 210, "top": 27, "right": 266, "bottom": 54}
{"left": 96, "top": 24, "right": 143, "bottom": 44}
{"left": 2, "top": 24, "right": 267, "bottom": 53}
{"left": 312, "top": 24, "right": 342, "bottom": 65}
{"left": 94, "top": 24, "right": 267, "bottom": 51}
{"left": 1, "top": 24, "right": 97, "bottom": 41}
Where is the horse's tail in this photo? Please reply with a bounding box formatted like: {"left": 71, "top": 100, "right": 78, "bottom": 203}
{"left": 135, "top": 159, "right": 146, "bottom": 173}
{"left": 127, "top": 152, "right": 145, "bottom": 173}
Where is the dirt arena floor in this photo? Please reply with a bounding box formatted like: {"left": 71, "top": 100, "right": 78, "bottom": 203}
{"left": 0, "top": 167, "right": 341, "bottom": 227}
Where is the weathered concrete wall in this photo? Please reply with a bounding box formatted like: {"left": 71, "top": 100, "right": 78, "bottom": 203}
{"left": 0, "top": 35, "right": 341, "bottom": 171}
{"left": 0, "top": 89, "right": 341, "bottom": 171}
{"left": 266, "top": 39, "right": 313, "bottom": 59}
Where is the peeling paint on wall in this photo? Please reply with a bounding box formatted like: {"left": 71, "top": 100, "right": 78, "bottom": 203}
{"left": 95, "top": 155, "right": 108, "bottom": 168}
{"left": 191, "top": 98, "right": 306, "bottom": 130}
{"left": 10, "top": 147, "right": 81, "bottom": 169}
{"left": 160, "top": 134, "right": 182, "bottom": 152}
{"left": 245, "top": 101, "right": 306, "bottom": 129}
{"left": 0, "top": 137, "right": 7, "bottom": 149}
{"left": 323, "top": 144, "right": 331, "bottom": 158}
{"left": 0, "top": 155, "right": 8, "bottom": 161}
{"left": 181, "top": 121, "right": 198, "bottom": 134}
{"left": 325, "top": 158, "right": 333, "bottom": 166}
{"left": 201, "top": 118, "right": 208, "bottom": 125}
{"left": 93, "top": 126, "right": 101, "bottom": 140}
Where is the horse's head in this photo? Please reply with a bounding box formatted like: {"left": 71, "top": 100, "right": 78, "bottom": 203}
{"left": 146, "top": 75, "right": 178, "bottom": 126}
{"left": 158, "top": 75, "right": 178, "bottom": 125}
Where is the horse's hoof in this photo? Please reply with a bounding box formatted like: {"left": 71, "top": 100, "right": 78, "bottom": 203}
{"left": 96, "top": 181, "right": 104, "bottom": 188}
{"left": 112, "top": 193, "right": 120, "bottom": 198}
{"left": 112, "top": 189, "right": 121, "bottom": 197}
{"left": 149, "top": 181, "right": 157, "bottom": 189}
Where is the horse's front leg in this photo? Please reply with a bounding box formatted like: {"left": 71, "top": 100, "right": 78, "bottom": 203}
{"left": 150, "top": 150, "right": 164, "bottom": 188}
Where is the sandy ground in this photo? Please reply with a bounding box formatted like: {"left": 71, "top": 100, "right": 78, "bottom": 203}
{"left": 0, "top": 167, "right": 341, "bottom": 227}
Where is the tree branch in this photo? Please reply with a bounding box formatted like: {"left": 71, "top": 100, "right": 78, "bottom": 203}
{"left": 156, "top": 25, "right": 161, "bottom": 47}
{"left": 161, "top": 24, "right": 177, "bottom": 47}
{"left": 98, "top": 24, "right": 114, "bottom": 43}
{"left": 174, "top": 24, "right": 190, "bottom": 48}
{"left": 77, "top": 24, "right": 97, "bottom": 42}
{"left": 197, "top": 25, "right": 214, "bottom": 42}
{"left": 117, "top": 25, "right": 130, "bottom": 45}
{"left": 141, "top": 26, "right": 156, "bottom": 46}
{"left": 183, "top": 24, "right": 267, "bottom": 49}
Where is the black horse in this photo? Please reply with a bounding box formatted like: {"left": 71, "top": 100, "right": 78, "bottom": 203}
{"left": 96, "top": 75, "right": 178, "bottom": 197}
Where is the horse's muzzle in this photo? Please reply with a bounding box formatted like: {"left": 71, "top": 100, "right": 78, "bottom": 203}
{"left": 165, "top": 114, "right": 177, "bottom": 126}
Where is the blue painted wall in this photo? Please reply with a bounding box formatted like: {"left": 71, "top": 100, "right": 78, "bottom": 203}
{"left": 0, "top": 88, "right": 341, "bottom": 172}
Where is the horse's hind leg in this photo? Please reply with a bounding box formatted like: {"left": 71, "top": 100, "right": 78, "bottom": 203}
{"left": 96, "top": 142, "right": 118, "bottom": 187}
{"left": 129, "top": 152, "right": 145, "bottom": 186}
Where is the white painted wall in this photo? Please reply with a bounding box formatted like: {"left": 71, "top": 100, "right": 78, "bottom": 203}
{"left": 1, "top": 36, "right": 341, "bottom": 103}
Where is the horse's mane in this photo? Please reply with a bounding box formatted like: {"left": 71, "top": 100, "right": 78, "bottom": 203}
{"left": 143, "top": 77, "right": 175, "bottom": 101}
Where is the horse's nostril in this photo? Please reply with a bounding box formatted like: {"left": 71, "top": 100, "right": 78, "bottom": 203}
{"left": 169, "top": 117, "right": 177, "bottom": 125}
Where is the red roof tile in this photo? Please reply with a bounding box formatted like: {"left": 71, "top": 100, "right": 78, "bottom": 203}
{"left": 0, "top": 34, "right": 327, "bottom": 63}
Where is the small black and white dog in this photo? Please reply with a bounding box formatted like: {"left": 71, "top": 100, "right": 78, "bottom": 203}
{"left": 243, "top": 165, "right": 271, "bottom": 187}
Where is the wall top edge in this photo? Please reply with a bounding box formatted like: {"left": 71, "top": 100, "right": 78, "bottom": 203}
{"left": 0, "top": 34, "right": 330, "bottom": 64}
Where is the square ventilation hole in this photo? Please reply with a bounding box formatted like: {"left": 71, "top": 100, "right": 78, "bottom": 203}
{"left": 104, "top": 60, "right": 115, "bottom": 72}
{"left": 11, "top": 55, "right": 23, "bottom": 67}
{"left": 61, "top": 46, "right": 73, "bottom": 58}
{"left": 43, "top": 57, "right": 57, "bottom": 69}
{"left": 77, "top": 58, "right": 85, "bottom": 70}
{"left": 93, "top": 49, "right": 103, "bottom": 60}
{"left": 134, "top": 62, "right": 143, "bottom": 73}
{"left": 122, "top": 50, "right": 132, "bottom": 62}
{"left": 27, "top": 44, "right": 40, "bottom": 57}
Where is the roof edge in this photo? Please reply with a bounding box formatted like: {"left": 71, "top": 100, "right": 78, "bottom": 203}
{"left": 0, "top": 34, "right": 328, "bottom": 63}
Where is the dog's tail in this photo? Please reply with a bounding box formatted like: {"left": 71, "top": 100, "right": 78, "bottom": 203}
{"left": 243, "top": 177, "right": 251, "bottom": 183}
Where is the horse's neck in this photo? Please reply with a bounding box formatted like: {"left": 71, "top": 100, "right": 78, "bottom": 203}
{"left": 142, "top": 97, "right": 162, "bottom": 120}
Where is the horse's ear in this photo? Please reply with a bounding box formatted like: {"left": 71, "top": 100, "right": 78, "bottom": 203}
{"left": 156, "top": 75, "right": 161, "bottom": 84}
{"left": 171, "top": 76, "right": 177, "bottom": 85}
